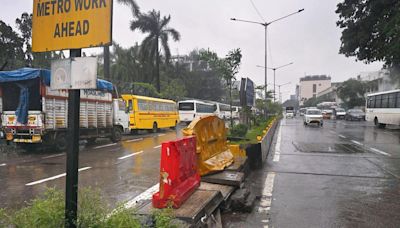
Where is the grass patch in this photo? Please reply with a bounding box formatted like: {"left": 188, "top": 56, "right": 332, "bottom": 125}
{"left": 230, "top": 117, "right": 276, "bottom": 145}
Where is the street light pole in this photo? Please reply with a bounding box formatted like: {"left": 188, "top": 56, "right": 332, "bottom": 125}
{"left": 257, "top": 62, "right": 293, "bottom": 102}
{"left": 231, "top": 8, "right": 304, "bottom": 116}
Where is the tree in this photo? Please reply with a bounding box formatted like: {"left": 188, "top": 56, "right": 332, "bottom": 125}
{"left": 337, "top": 79, "right": 367, "bottom": 109}
{"left": 15, "top": 12, "right": 63, "bottom": 69}
{"left": 0, "top": 20, "right": 25, "bottom": 70}
{"left": 336, "top": 0, "right": 400, "bottom": 84}
{"left": 130, "top": 10, "right": 181, "bottom": 92}
{"left": 200, "top": 49, "right": 242, "bottom": 126}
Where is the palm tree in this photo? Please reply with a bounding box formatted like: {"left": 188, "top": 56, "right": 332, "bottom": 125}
{"left": 130, "top": 10, "right": 181, "bottom": 92}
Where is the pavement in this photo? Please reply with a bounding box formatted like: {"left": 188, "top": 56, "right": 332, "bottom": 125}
{"left": 0, "top": 125, "right": 185, "bottom": 209}
{"left": 223, "top": 117, "right": 400, "bottom": 228}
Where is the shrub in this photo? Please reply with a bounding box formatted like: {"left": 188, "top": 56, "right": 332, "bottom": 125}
{"left": 230, "top": 124, "right": 248, "bottom": 137}
{"left": 152, "top": 208, "right": 177, "bottom": 228}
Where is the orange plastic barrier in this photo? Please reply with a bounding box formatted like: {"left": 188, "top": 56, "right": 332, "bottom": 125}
{"left": 152, "top": 136, "right": 201, "bottom": 209}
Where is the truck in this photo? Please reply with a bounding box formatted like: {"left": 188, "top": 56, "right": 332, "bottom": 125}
{"left": 0, "top": 68, "right": 129, "bottom": 151}
{"left": 285, "top": 106, "right": 295, "bottom": 118}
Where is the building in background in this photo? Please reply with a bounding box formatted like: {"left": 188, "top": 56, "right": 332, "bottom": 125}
{"left": 299, "top": 75, "right": 331, "bottom": 105}
{"left": 316, "top": 82, "right": 343, "bottom": 105}
{"left": 357, "top": 69, "right": 396, "bottom": 93}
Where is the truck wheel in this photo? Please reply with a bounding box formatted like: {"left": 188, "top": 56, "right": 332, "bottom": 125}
{"left": 55, "top": 133, "right": 67, "bottom": 152}
{"left": 111, "top": 127, "right": 122, "bottom": 142}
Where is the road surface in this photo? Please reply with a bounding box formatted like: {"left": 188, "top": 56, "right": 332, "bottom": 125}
{"left": 0, "top": 126, "right": 184, "bottom": 209}
{"left": 224, "top": 117, "right": 400, "bottom": 227}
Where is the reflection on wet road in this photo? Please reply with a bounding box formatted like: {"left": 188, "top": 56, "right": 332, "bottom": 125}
{"left": 268, "top": 118, "right": 400, "bottom": 227}
{"left": 0, "top": 126, "right": 184, "bottom": 209}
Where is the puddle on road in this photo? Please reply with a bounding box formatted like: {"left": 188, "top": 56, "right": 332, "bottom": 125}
{"left": 293, "top": 142, "right": 365, "bottom": 154}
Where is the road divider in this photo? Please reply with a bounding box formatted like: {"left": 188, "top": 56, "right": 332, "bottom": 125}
{"left": 152, "top": 136, "right": 200, "bottom": 209}
{"left": 118, "top": 151, "right": 144, "bottom": 160}
{"left": 26, "top": 167, "right": 92, "bottom": 186}
{"left": 94, "top": 143, "right": 117, "bottom": 149}
{"left": 273, "top": 122, "right": 282, "bottom": 162}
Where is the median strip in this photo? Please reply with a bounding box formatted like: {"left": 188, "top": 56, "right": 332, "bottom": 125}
{"left": 118, "top": 151, "right": 144, "bottom": 160}
{"left": 26, "top": 167, "right": 92, "bottom": 186}
{"left": 94, "top": 143, "right": 117, "bottom": 149}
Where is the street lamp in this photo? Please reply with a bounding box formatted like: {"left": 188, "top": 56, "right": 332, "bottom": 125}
{"left": 268, "top": 82, "right": 291, "bottom": 103}
{"left": 257, "top": 62, "right": 293, "bottom": 102}
{"left": 231, "top": 8, "right": 304, "bottom": 115}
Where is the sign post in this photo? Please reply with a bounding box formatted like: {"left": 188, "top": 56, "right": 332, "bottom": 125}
{"left": 65, "top": 49, "right": 81, "bottom": 227}
{"left": 32, "top": 1, "right": 112, "bottom": 227}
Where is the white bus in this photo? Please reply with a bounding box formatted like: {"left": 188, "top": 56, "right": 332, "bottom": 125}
{"left": 211, "top": 102, "right": 231, "bottom": 120}
{"left": 178, "top": 100, "right": 216, "bottom": 123}
{"left": 366, "top": 89, "right": 400, "bottom": 128}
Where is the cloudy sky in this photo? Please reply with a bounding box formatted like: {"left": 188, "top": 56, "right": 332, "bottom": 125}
{"left": 2, "top": 0, "right": 382, "bottom": 100}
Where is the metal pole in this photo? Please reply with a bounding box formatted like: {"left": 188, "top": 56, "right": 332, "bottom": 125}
{"left": 273, "top": 69, "right": 276, "bottom": 102}
{"left": 278, "top": 85, "right": 281, "bottom": 103}
{"left": 264, "top": 25, "right": 268, "bottom": 117}
{"left": 65, "top": 49, "right": 81, "bottom": 228}
{"left": 104, "top": 46, "right": 110, "bottom": 81}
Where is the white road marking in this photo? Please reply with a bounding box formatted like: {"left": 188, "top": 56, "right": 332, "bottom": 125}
{"left": 118, "top": 151, "right": 144, "bottom": 160}
{"left": 125, "top": 183, "right": 160, "bottom": 208}
{"left": 258, "top": 172, "right": 276, "bottom": 213}
{"left": 0, "top": 163, "right": 6, "bottom": 167}
{"left": 338, "top": 134, "right": 347, "bottom": 139}
{"left": 351, "top": 140, "right": 363, "bottom": 146}
{"left": 273, "top": 123, "right": 282, "bottom": 162}
{"left": 153, "top": 145, "right": 161, "bottom": 149}
{"left": 329, "top": 130, "right": 336, "bottom": 134}
{"left": 42, "top": 153, "right": 64, "bottom": 159}
{"left": 369, "top": 147, "right": 391, "bottom": 157}
{"left": 158, "top": 134, "right": 166, "bottom": 137}
{"left": 26, "top": 167, "right": 92, "bottom": 186}
{"left": 94, "top": 143, "right": 117, "bottom": 149}
{"left": 126, "top": 138, "right": 143, "bottom": 142}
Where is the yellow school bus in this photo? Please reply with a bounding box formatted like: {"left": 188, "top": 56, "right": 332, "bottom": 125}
{"left": 121, "top": 94, "right": 179, "bottom": 132}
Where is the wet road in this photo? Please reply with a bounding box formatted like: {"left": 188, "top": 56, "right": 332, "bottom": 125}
{"left": 268, "top": 117, "right": 400, "bottom": 227}
{"left": 0, "top": 126, "right": 184, "bottom": 209}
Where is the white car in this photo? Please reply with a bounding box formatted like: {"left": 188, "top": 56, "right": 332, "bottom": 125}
{"left": 304, "top": 109, "right": 323, "bottom": 126}
{"left": 286, "top": 112, "right": 294, "bottom": 118}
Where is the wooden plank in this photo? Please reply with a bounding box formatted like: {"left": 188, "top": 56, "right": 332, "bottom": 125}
{"left": 198, "top": 182, "right": 235, "bottom": 201}
{"left": 201, "top": 171, "right": 244, "bottom": 187}
{"left": 136, "top": 189, "right": 223, "bottom": 224}
{"left": 226, "top": 157, "right": 247, "bottom": 172}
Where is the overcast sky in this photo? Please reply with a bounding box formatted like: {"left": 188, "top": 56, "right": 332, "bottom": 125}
{"left": 2, "top": 0, "right": 382, "bottom": 100}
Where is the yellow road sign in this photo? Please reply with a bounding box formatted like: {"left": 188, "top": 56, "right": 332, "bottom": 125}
{"left": 32, "top": 0, "right": 112, "bottom": 52}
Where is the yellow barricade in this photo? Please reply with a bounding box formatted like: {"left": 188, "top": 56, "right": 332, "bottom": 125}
{"left": 182, "top": 116, "right": 234, "bottom": 176}
{"left": 228, "top": 144, "right": 246, "bottom": 159}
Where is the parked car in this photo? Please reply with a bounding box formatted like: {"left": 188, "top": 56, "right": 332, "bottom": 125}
{"left": 333, "top": 108, "right": 346, "bottom": 120}
{"left": 345, "top": 109, "right": 366, "bottom": 121}
{"left": 304, "top": 109, "right": 323, "bottom": 126}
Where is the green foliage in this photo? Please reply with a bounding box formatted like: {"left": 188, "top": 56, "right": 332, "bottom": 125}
{"left": 10, "top": 188, "right": 65, "bottom": 228}
{"left": 303, "top": 97, "right": 319, "bottom": 107}
{"left": 152, "top": 208, "right": 177, "bottom": 228}
{"left": 0, "top": 188, "right": 142, "bottom": 228}
{"left": 104, "top": 205, "right": 141, "bottom": 228}
{"left": 130, "top": 10, "right": 181, "bottom": 92}
{"left": 0, "top": 20, "right": 25, "bottom": 70}
{"left": 230, "top": 124, "right": 248, "bottom": 137}
{"left": 337, "top": 79, "right": 367, "bottom": 109}
{"left": 336, "top": 0, "right": 400, "bottom": 66}
{"left": 266, "top": 101, "right": 282, "bottom": 116}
